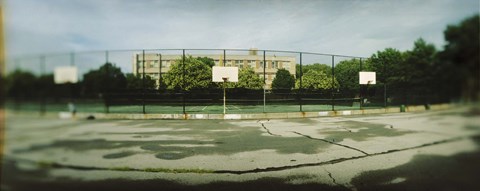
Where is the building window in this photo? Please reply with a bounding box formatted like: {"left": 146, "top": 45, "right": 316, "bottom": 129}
{"left": 272, "top": 61, "right": 278, "bottom": 69}
{"left": 235, "top": 60, "right": 243, "bottom": 68}
{"left": 283, "top": 62, "right": 290, "bottom": 70}
{"left": 248, "top": 60, "right": 256, "bottom": 68}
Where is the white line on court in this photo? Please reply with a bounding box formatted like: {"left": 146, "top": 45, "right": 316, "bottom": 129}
{"left": 202, "top": 106, "right": 208, "bottom": 110}
{"left": 188, "top": 106, "right": 199, "bottom": 111}
{"left": 232, "top": 105, "right": 242, "bottom": 110}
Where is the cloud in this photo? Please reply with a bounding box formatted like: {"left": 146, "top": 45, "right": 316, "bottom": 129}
{"left": 4, "top": 0, "right": 479, "bottom": 73}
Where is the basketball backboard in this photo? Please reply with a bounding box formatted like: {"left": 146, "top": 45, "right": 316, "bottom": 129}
{"left": 54, "top": 66, "right": 78, "bottom": 84}
{"left": 359, "top": 71, "right": 376, "bottom": 85}
{"left": 212, "top": 66, "right": 238, "bottom": 82}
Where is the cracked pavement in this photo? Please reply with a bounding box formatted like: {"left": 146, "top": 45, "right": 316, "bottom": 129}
{"left": 2, "top": 106, "right": 480, "bottom": 190}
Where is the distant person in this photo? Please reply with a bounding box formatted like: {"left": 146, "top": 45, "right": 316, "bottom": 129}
{"left": 68, "top": 102, "right": 76, "bottom": 116}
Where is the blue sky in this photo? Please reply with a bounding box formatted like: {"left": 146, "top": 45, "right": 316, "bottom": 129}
{"left": 3, "top": 0, "right": 479, "bottom": 73}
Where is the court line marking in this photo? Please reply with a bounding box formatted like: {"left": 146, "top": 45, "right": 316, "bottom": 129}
{"left": 202, "top": 106, "right": 208, "bottom": 111}
{"left": 231, "top": 105, "right": 242, "bottom": 111}
{"left": 188, "top": 106, "right": 199, "bottom": 111}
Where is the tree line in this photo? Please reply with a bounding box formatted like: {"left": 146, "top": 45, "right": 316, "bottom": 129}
{"left": 3, "top": 14, "right": 478, "bottom": 103}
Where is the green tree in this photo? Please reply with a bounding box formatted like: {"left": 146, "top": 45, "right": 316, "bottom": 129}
{"left": 125, "top": 74, "right": 157, "bottom": 89}
{"left": 6, "top": 69, "right": 37, "bottom": 98}
{"left": 272, "top": 68, "right": 295, "bottom": 92}
{"left": 436, "top": 14, "right": 479, "bottom": 101}
{"left": 163, "top": 56, "right": 213, "bottom": 91}
{"left": 225, "top": 67, "right": 263, "bottom": 89}
{"left": 295, "top": 70, "right": 339, "bottom": 90}
{"left": 404, "top": 38, "right": 437, "bottom": 95}
{"left": 334, "top": 59, "right": 362, "bottom": 97}
{"left": 197, "top": 57, "right": 215, "bottom": 67}
{"left": 36, "top": 74, "right": 55, "bottom": 97}
{"left": 296, "top": 63, "right": 331, "bottom": 78}
{"left": 82, "top": 63, "right": 127, "bottom": 95}
{"left": 367, "top": 48, "right": 406, "bottom": 97}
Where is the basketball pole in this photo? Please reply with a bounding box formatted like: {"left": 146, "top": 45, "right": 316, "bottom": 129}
{"left": 222, "top": 77, "right": 227, "bottom": 115}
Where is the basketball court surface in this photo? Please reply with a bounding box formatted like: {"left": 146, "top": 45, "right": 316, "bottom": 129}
{"left": 1, "top": 106, "right": 480, "bottom": 190}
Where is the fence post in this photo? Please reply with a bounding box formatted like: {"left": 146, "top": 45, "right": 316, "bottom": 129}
{"left": 359, "top": 58, "right": 363, "bottom": 110}
{"left": 69, "top": 52, "right": 75, "bottom": 106}
{"left": 384, "top": 60, "right": 387, "bottom": 108}
{"left": 331, "top": 55, "right": 335, "bottom": 111}
{"left": 40, "top": 55, "right": 46, "bottom": 115}
{"left": 182, "top": 49, "right": 186, "bottom": 114}
{"left": 158, "top": 53, "right": 162, "bottom": 91}
{"left": 142, "top": 50, "right": 146, "bottom": 114}
{"left": 105, "top": 51, "right": 109, "bottom": 113}
{"left": 299, "top": 52, "right": 303, "bottom": 112}
{"left": 263, "top": 50, "right": 266, "bottom": 113}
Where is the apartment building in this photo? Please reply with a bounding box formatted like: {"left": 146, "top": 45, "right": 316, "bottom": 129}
{"left": 133, "top": 50, "right": 296, "bottom": 89}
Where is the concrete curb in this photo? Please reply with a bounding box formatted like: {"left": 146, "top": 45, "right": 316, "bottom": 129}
{"left": 69, "top": 103, "right": 453, "bottom": 120}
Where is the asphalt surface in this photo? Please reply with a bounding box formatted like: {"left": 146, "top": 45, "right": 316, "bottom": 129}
{"left": 1, "top": 106, "right": 480, "bottom": 190}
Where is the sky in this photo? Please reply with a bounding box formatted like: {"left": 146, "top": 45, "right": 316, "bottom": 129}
{"left": 3, "top": 0, "right": 479, "bottom": 73}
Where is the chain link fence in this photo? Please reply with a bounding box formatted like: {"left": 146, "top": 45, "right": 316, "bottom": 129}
{"left": 4, "top": 48, "right": 446, "bottom": 114}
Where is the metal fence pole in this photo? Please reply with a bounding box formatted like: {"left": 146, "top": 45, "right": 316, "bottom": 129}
{"left": 40, "top": 56, "right": 46, "bottom": 115}
{"left": 384, "top": 61, "right": 387, "bottom": 108}
{"left": 182, "top": 49, "right": 186, "bottom": 114}
{"left": 299, "top": 52, "right": 303, "bottom": 112}
{"left": 158, "top": 53, "right": 162, "bottom": 91}
{"left": 223, "top": 49, "right": 226, "bottom": 66}
{"left": 263, "top": 50, "right": 266, "bottom": 113}
{"left": 142, "top": 50, "right": 146, "bottom": 114}
{"left": 359, "top": 58, "right": 363, "bottom": 110}
{"left": 105, "top": 51, "right": 110, "bottom": 113}
{"left": 70, "top": 52, "right": 75, "bottom": 103}
{"left": 331, "top": 55, "right": 335, "bottom": 111}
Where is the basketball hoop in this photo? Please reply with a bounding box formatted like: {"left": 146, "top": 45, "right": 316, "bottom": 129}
{"left": 212, "top": 67, "right": 238, "bottom": 115}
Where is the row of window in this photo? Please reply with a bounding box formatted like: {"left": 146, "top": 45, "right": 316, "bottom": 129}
{"left": 137, "top": 60, "right": 292, "bottom": 70}
{"left": 145, "top": 73, "right": 278, "bottom": 81}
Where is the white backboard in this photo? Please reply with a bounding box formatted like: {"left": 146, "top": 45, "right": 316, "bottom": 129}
{"left": 212, "top": 66, "right": 238, "bottom": 82}
{"left": 54, "top": 66, "right": 78, "bottom": 84}
{"left": 359, "top": 72, "right": 376, "bottom": 85}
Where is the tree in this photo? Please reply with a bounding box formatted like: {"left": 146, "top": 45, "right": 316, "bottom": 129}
{"left": 436, "top": 14, "right": 479, "bottom": 101}
{"left": 197, "top": 57, "right": 215, "bottom": 67}
{"left": 272, "top": 68, "right": 295, "bottom": 92}
{"left": 296, "top": 63, "right": 331, "bottom": 78}
{"left": 404, "top": 38, "right": 437, "bottom": 95}
{"left": 163, "top": 56, "right": 214, "bottom": 91}
{"left": 225, "top": 67, "right": 263, "bottom": 89}
{"left": 367, "top": 48, "right": 406, "bottom": 97}
{"left": 125, "top": 74, "right": 157, "bottom": 90}
{"left": 82, "top": 63, "right": 127, "bottom": 95}
{"left": 5, "top": 69, "right": 37, "bottom": 98}
{"left": 295, "top": 70, "right": 339, "bottom": 91}
{"left": 334, "top": 59, "right": 362, "bottom": 97}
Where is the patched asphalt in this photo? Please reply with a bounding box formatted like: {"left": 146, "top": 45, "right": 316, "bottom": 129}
{"left": 1, "top": 106, "right": 480, "bottom": 190}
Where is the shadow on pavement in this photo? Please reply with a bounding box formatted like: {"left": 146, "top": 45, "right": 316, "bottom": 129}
{"left": 0, "top": 159, "right": 348, "bottom": 191}
{"left": 351, "top": 135, "right": 480, "bottom": 190}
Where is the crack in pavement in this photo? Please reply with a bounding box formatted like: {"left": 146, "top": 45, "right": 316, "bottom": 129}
{"left": 325, "top": 168, "right": 338, "bottom": 185}
{"left": 6, "top": 134, "right": 478, "bottom": 176}
{"left": 290, "top": 131, "right": 369, "bottom": 155}
{"left": 213, "top": 135, "right": 474, "bottom": 175}
{"left": 260, "top": 122, "right": 281, "bottom": 137}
